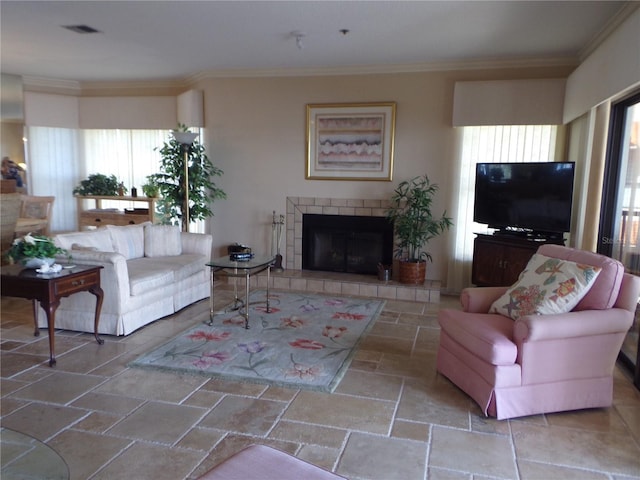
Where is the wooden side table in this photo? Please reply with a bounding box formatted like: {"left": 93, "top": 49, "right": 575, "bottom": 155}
{"left": 75, "top": 195, "right": 157, "bottom": 228}
{"left": 0, "top": 264, "right": 104, "bottom": 366}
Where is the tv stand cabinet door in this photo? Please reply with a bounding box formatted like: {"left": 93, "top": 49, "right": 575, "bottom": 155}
{"left": 472, "top": 235, "right": 538, "bottom": 286}
{"left": 471, "top": 239, "right": 505, "bottom": 286}
{"left": 502, "top": 245, "right": 537, "bottom": 284}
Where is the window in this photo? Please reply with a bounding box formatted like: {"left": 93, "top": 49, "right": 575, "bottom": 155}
{"left": 598, "top": 90, "right": 640, "bottom": 388}
{"left": 447, "top": 125, "right": 559, "bottom": 292}
{"left": 26, "top": 127, "right": 205, "bottom": 233}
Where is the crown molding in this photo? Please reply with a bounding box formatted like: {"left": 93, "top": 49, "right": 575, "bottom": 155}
{"left": 579, "top": 2, "right": 639, "bottom": 61}
{"left": 21, "top": 56, "right": 578, "bottom": 94}
{"left": 22, "top": 76, "right": 82, "bottom": 95}
{"left": 21, "top": 76, "right": 188, "bottom": 96}
{"left": 188, "top": 57, "right": 578, "bottom": 81}
{"left": 77, "top": 78, "right": 188, "bottom": 96}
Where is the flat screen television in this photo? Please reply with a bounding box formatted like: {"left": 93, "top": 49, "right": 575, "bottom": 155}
{"left": 473, "top": 161, "right": 575, "bottom": 238}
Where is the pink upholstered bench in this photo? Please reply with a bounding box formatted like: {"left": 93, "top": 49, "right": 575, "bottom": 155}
{"left": 197, "top": 444, "right": 346, "bottom": 480}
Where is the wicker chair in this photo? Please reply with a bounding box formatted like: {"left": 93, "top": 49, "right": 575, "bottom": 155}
{"left": 1, "top": 192, "right": 22, "bottom": 263}
{"left": 14, "top": 195, "right": 55, "bottom": 237}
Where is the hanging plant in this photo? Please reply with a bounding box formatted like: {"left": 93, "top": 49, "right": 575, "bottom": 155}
{"left": 149, "top": 125, "right": 226, "bottom": 230}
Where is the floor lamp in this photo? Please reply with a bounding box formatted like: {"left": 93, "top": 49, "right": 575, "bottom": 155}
{"left": 172, "top": 130, "right": 199, "bottom": 232}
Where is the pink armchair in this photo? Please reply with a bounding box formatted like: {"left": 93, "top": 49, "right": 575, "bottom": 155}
{"left": 437, "top": 244, "right": 640, "bottom": 420}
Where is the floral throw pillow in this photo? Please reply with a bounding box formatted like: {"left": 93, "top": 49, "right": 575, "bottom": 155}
{"left": 489, "top": 253, "right": 602, "bottom": 320}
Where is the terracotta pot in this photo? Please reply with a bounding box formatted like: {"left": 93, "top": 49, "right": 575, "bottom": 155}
{"left": 398, "top": 259, "right": 426, "bottom": 284}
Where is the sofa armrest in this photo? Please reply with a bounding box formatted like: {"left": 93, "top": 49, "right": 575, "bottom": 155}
{"left": 180, "top": 232, "right": 213, "bottom": 257}
{"left": 513, "top": 308, "right": 634, "bottom": 343}
{"left": 57, "top": 250, "right": 131, "bottom": 309}
{"left": 461, "top": 286, "right": 510, "bottom": 313}
{"left": 614, "top": 273, "right": 640, "bottom": 312}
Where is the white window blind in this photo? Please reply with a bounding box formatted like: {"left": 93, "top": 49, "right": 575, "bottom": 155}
{"left": 446, "top": 125, "right": 559, "bottom": 293}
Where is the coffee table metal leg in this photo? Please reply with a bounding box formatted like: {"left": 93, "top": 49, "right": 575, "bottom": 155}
{"left": 244, "top": 272, "right": 250, "bottom": 329}
{"left": 266, "top": 265, "right": 272, "bottom": 313}
{"left": 208, "top": 267, "right": 215, "bottom": 325}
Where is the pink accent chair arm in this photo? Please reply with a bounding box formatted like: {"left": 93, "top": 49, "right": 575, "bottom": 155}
{"left": 514, "top": 308, "right": 633, "bottom": 342}
{"left": 614, "top": 273, "right": 640, "bottom": 312}
{"left": 461, "top": 286, "right": 510, "bottom": 313}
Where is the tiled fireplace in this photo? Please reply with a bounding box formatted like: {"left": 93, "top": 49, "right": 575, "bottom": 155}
{"left": 258, "top": 196, "right": 442, "bottom": 303}
{"left": 286, "top": 197, "right": 390, "bottom": 270}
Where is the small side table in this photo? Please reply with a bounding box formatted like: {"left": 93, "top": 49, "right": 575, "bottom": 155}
{"left": 206, "top": 255, "right": 275, "bottom": 329}
{"left": 0, "top": 264, "right": 104, "bottom": 366}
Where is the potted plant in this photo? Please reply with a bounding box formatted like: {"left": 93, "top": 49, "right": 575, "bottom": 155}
{"left": 7, "top": 233, "right": 67, "bottom": 268}
{"left": 149, "top": 125, "right": 226, "bottom": 231}
{"left": 386, "top": 174, "right": 453, "bottom": 284}
{"left": 72, "top": 173, "right": 123, "bottom": 196}
{"left": 142, "top": 176, "right": 159, "bottom": 198}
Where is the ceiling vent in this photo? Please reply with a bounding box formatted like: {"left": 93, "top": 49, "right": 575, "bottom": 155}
{"left": 62, "top": 25, "right": 101, "bottom": 34}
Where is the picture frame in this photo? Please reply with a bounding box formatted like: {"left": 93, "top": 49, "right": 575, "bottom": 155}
{"left": 306, "top": 102, "right": 396, "bottom": 181}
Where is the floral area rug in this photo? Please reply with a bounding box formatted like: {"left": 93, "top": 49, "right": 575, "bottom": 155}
{"left": 129, "top": 290, "right": 385, "bottom": 392}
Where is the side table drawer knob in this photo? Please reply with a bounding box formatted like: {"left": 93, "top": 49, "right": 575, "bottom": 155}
{"left": 72, "top": 279, "right": 86, "bottom": 286}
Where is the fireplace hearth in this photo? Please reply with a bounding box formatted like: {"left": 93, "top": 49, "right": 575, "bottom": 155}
{"left": 302, "top": 214, "right": 393, "bottom": 275}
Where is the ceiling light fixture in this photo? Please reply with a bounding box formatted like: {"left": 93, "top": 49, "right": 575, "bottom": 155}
{"left": 291, "top": 30, "right": 306, "bottom": 50}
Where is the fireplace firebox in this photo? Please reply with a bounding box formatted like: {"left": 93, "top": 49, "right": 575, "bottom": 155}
{"left": 302, "top": 214, "right": 394, "bottom": 275}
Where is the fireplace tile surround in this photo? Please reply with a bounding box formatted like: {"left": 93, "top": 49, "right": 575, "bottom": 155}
{"left": 247, "top": 196, "right": 441, "bottom": 303}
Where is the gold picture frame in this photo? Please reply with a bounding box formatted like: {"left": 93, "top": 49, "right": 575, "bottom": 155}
{"left": 306, "top": 102, "right": 396, "bottom": 181}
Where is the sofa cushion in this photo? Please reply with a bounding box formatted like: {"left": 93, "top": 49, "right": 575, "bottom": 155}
{"left": 537, "top": 244, "right": 624, "bottom": 310}
{"left": 126, "top": 258, "right": 175, "bottom": 296}
{"left": 107, "top": 224, "right": 146, "bottom": 259}
{"left": 438, "top": 309, "right": 517, "bottom": 366}
{"left": 151, "top": 254, "right": 206, "bottom": 282}
{"left": 55, "top": 228, "right": 114, "bottom": 252}
{"left": 489, "top": 253, "right": 601, "bottom": 320}
{"left": 144, "top": 224, "right": 182, "bottom": 257}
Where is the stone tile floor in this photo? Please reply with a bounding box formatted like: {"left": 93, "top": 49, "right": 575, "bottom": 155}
{"left": 1, "top": 288, "right": 639, "bottom": 480}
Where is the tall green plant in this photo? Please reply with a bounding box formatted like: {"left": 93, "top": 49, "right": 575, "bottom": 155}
{"left": 386, "top": 174, "right": 453, "bottom": 262}
{"left": 150, "top": 126, "right": 226, "bottom": 230}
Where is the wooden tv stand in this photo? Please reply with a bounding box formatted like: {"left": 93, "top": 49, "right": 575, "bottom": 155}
{"left": 471, "top": 233, "right": 564, "bottom": 287}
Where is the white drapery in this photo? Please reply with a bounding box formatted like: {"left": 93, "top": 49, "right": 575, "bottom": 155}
{"left": 27, "top": 127, "right": 80, "bottom": 232}
{"left": 446, "top": 125, "right": 559, "bottom": 293}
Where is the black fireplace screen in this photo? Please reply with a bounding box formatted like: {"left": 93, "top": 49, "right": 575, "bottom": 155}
{"left": 302, "top": 214, "right": 394, "bottom": 275}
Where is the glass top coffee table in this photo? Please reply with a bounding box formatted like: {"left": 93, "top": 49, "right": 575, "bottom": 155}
{"left": 206, "top": 255, "right": 276, "bottom": 329}
{"left": 1, "top": 427, "right": 69, "bottom": 479}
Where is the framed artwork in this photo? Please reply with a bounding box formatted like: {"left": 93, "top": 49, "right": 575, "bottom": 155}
{"left": 306, "top": 102, "right": 396, "bottom": 181}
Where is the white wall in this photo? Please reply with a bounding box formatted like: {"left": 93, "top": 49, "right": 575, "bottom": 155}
{"left": 22, "top": 65, "right": 572, "bottom": 284}
{"left": 196, "top": 69, "right": 569, "bottom": 282}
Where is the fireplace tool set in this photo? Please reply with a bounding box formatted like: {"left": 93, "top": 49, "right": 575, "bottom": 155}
{"left": 271, "top": 211, "right": 285, "bottom": 271}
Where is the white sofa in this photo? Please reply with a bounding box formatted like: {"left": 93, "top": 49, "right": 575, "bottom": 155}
{"left": 37, "top": 223, "right": 212, "bottom": 336}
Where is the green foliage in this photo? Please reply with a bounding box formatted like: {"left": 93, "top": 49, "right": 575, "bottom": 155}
{"left": 141, "top": 176, "right": 159, "bottom": 197}
{"left": 386, "top": 174, "right": 453, "bottom": 262}
{"left": 8, "top": 233, "right": 67, "bottom": 261}
{"left": 149, "top": 125, "right": 226, "bottom": 229}
{"left": 73, "top": 173, "right": 123, "bottom": 196}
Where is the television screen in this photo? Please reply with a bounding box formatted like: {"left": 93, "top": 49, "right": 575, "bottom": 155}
{"left": 473, "top": 162, "right": 575, "bottom": 236}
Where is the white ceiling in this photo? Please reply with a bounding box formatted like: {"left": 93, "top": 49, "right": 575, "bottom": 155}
{"left": 0, "top": 1, "right": 636, "bottom": 83}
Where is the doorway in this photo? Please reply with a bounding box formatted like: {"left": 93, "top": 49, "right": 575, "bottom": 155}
{"left": 599, "top": 90, "right": 640, "bottom": 388}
